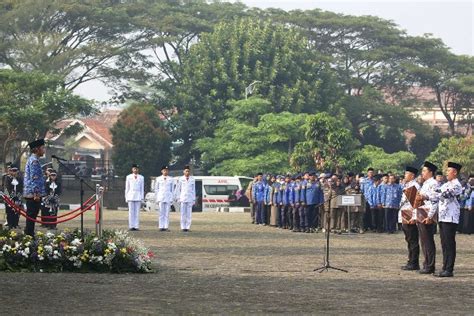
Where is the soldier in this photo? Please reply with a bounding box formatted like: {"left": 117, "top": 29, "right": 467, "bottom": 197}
{"left": 155, "top": 165, "right": 174, "bottom": 232}
{"left": 416, "top": 161, "right": 440, "bottom": 275}
{"left": 252, "top": 173, "right": 267, "bottom": 225}
{"left": 23, "top": 139, "right": 47, "bottom": 236}
{"left": 246, "top": 175, "right": 257, "bottom": 224}
{"left": 125, "top": 164, "right": 144, "bottom": 231}
{"left": 383, "top": 174, "right": 402, "bottom": 234}
{"left": 399, "top": 166, "right": 421, "bottom": 271}
{"left": 4, "top": 164, "right": 23, "bottom": 229}
{"left": 330, "top": 175, "right": 345, "bottom": 234}
{"left": 345, "top": 173, "right": 365, "bottom": 234}
{"left": 42, "top": 170, "right": 61, "bottom": 230}
{"left": 175, "top": 165, "right": 196, "bottom": 232}
{"left": 433, "top": 162, "right": 463, "bottom": 277}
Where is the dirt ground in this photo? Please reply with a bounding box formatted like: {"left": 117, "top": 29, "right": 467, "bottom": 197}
{"left": 1, "top": 210, "right": 473, "bottom": 315}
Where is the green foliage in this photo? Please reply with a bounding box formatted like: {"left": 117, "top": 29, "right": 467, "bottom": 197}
{"left": 0, "top": 0, "right": 150, "bottom": 90}
{"left": 196, "top": 98, "right": 307, "bottom": 175}
{"left": 0, "top": 69, "right": 94, "bottom": 162}
{"left": 291, "top": 112, "right": 358, "bottom": 173}
{"left": 169, "top": 18, "right": 340, "bottom": 164}
{"left": 355, "top": 145, "right": 417, "bottom": 174}
{"left": 426, "top": 136, "right": 474, "bottom": 175}
{"left": 111, "top": 103, "right": 171, "bottom": 180}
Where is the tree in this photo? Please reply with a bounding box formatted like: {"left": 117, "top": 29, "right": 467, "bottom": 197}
{"left": 195, "top": 98, "right": 308, "bottom": 175}
{"left": 291, "top": 112, "right": 358, "bottom": 173}
{"left": 111, "top": 103, "right": 172, "bottom": 181}
{"left": 355, "top": 145, "right": 417, "bottom": 174}
{"left": 168, "top": 18, "right": 340, "bottom": 164}
{"left": 0, "top": 0, "right": 150, "bottom": 90}
{"left": 426, "top": 136, "right": 474, "bottom": 175}
{"left": 402, "top": 36, "right": 474, "bottom": 135}
{"left": 0, "top": 69, "right": 94, "bottom": 164}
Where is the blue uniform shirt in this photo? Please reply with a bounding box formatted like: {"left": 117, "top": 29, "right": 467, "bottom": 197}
{"left": 252, "top": 181, "right": 266, "bottom": 203}
{"left": 272, "top": 182, "right": 281, "bottom": 205}
{"left": 367, "top": 184, "right": 378, "bottom": 208}
{"left": 362, "top": 178, "right": 374, "bottom": 202}
{"left": 23, "top": 154, "right": 46, "bottom": 198}
{"left": 384, "top": 183, "right": 402, "bottom": 208}
{"left": 282, "top": 182, "right": 293, "bottom": 205}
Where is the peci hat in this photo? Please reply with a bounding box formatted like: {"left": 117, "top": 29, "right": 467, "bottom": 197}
{"left": 28, "top": 139, "right": 45, "bottom": 149}
{"left": 161, "top": 165, "right": 169, "bottom": 171}
{"left": 423, "top": 161, "right": 438, "bottom": 173}
{"left": 131, "top": 164, "right": 139, "bottom": 169}
{"left": 405, "top": 166, "right": 418, "bottom": 176}
{"left": 447, "top": 162, "right": 462, "bottom": 173}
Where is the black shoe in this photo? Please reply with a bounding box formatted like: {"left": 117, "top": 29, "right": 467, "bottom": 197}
{"left": 159, "top": 228, "right": 165, "bottom": 232}
{"left": 419, "top": 268, "right": 435, "bottom": 274}
{"left": 401, "top": 264, "right": 420, "bottom": 271}
{"left": 182, "top": 229, "right": 189, "bottom": 232}
{"left": 436, "top": 271, "right": 453, "bottom": 277}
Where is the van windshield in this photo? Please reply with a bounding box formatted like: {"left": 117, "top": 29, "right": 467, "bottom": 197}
{"left": 204, "top": 185, "right": 239, "bottom": 196}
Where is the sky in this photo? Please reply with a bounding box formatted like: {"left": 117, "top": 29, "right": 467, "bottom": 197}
{"left": 75, "top": 0, "right": 473, "bottom": 102}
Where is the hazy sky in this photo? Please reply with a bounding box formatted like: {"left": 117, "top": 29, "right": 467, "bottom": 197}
{"left": 75, "top": 0, "right": 473, "bottom": 102}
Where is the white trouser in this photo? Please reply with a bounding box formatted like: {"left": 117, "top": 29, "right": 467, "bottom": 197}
{"left": 128, "top": 201, "right": 141, "bottom": 229}
{"left": 158, "top": 202, "right": 171, "bottom": 229}
{"left": 180, "top": 202, "right": 193, "bottom": 230}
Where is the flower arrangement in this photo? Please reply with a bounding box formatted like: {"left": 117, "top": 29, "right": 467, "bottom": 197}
{"left": 0, "top": 229, "right": 154, "bottom": 273}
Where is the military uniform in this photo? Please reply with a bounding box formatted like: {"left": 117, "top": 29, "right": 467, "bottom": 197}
{"left": 4, "top": 166, "right": 23, "bottom": 229}
{"left": 155, "top": 166, "right": 174, "bottom": 231}
{"left": 434, "top": 162, "right": 463, "bottom": 277}
{"left": 42, "top": 173, "right": 62, "bottom": 229}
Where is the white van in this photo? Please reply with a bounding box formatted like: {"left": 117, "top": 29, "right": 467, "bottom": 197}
{"left": 145, "top": 176, "right": 252, "bottom": 212}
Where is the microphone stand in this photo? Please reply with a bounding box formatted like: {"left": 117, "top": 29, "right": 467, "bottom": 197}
{"left": 52, "top": 157, "right": 95, "bottom": 240}
{"left": 312, "top": 188, "right": 349, "bottom": 274}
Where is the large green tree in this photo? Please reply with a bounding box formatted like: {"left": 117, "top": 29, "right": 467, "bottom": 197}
{"left": 426, "top": 136, "right": 473, "bottom": 175}
{"left": 111, "top": 103, "right": 172, "bottom": 180}
{"left": 0, "top": 69, "right": 94, "bottom": 164}
{"left": 0, "top": 0, "right": 150, "bottom": 90}
{"left": 196, "top": 98, "right": 308, "bottom": 175}
{"left": 168, "top": 18, "right": 340, "bottom": 164}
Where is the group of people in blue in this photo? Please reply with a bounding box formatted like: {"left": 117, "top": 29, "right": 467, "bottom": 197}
{"left": 246, "top": 168, "right": 473, "bottom": 236}
{"left": 250, "top": 172, "right": 324, "bottom": 233}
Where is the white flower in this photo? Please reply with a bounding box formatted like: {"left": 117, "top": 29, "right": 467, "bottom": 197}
{"left": 46, "top": 232, "right": 55, "bottom": 238}
{"left": 44, "top": 245, "right": 53, "bottom": 254}
{"left": 71, "top": 238, "right": 81, "bottom": 246}
{"left": 24, "top": 248, "right": 30, "bottom": 255}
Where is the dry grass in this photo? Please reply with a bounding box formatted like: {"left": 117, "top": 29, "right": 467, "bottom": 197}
{"left": 1, "top": 210, "right": 473, "bottom": 315}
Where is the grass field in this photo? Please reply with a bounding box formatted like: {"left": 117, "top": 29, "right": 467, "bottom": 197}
{"left": 1, "top": 210, "right": 473, "bottom": 315}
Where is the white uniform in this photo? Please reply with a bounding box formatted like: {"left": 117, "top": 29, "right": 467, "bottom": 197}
{"left": 418, "top": 177, "right": 440, "bottom": 220}
{"left": 125, "top": 174, "right": 144, "bottom": 229}
{"left": 155, "top": 175, "right": 174, "bottom": 229}
{"left": 398, "top": 180, "right": 420, "bottom": 223}
{"left": 175, "top": 176, "right": 196, "bottom": 230}
{"left": 436, "top": 178, "right": 463, "bottom": 224}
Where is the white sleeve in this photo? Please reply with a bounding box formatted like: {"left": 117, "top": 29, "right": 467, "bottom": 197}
{"left": 125, "top": 176, "right": 130, "bottom": 200}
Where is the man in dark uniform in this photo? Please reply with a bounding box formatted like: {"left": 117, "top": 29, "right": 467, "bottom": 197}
{"left": 23, "top": 139, "right": 47, "bottom": 236}
{"left": 4, "top": 164, "right": 23, "bottom": 229}
{"left": 42, "top": 170, "right": 62, "bottom": 230}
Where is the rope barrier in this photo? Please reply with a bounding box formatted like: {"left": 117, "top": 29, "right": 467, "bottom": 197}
{"left": 39, "top": 194, "right": 96, "bottom": 219}
{"left": 2, "top": 194, "right": 98, "bottom": 225}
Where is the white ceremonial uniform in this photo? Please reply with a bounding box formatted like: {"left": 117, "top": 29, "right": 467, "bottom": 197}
{"left": 125, "top": 173, "right": 144, "bottom": 229}
{"left": 155, "top": 175, "right": 174, "bottom": 229}
{"left": 399, "top": 180, "right": 420, "bottom": 223}
{"left": 175, "top": 176, "right": 196, "bottom": 230}
{"left": 436, "top": 178, "right": 463, "bottom": 224}
{"left": 419, "top": 178, "right": 440, "bottom": 220}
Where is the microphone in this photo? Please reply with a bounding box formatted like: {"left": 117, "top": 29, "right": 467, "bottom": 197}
{"left": 51, "top": 155, "right": 68, "bottom": 162}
